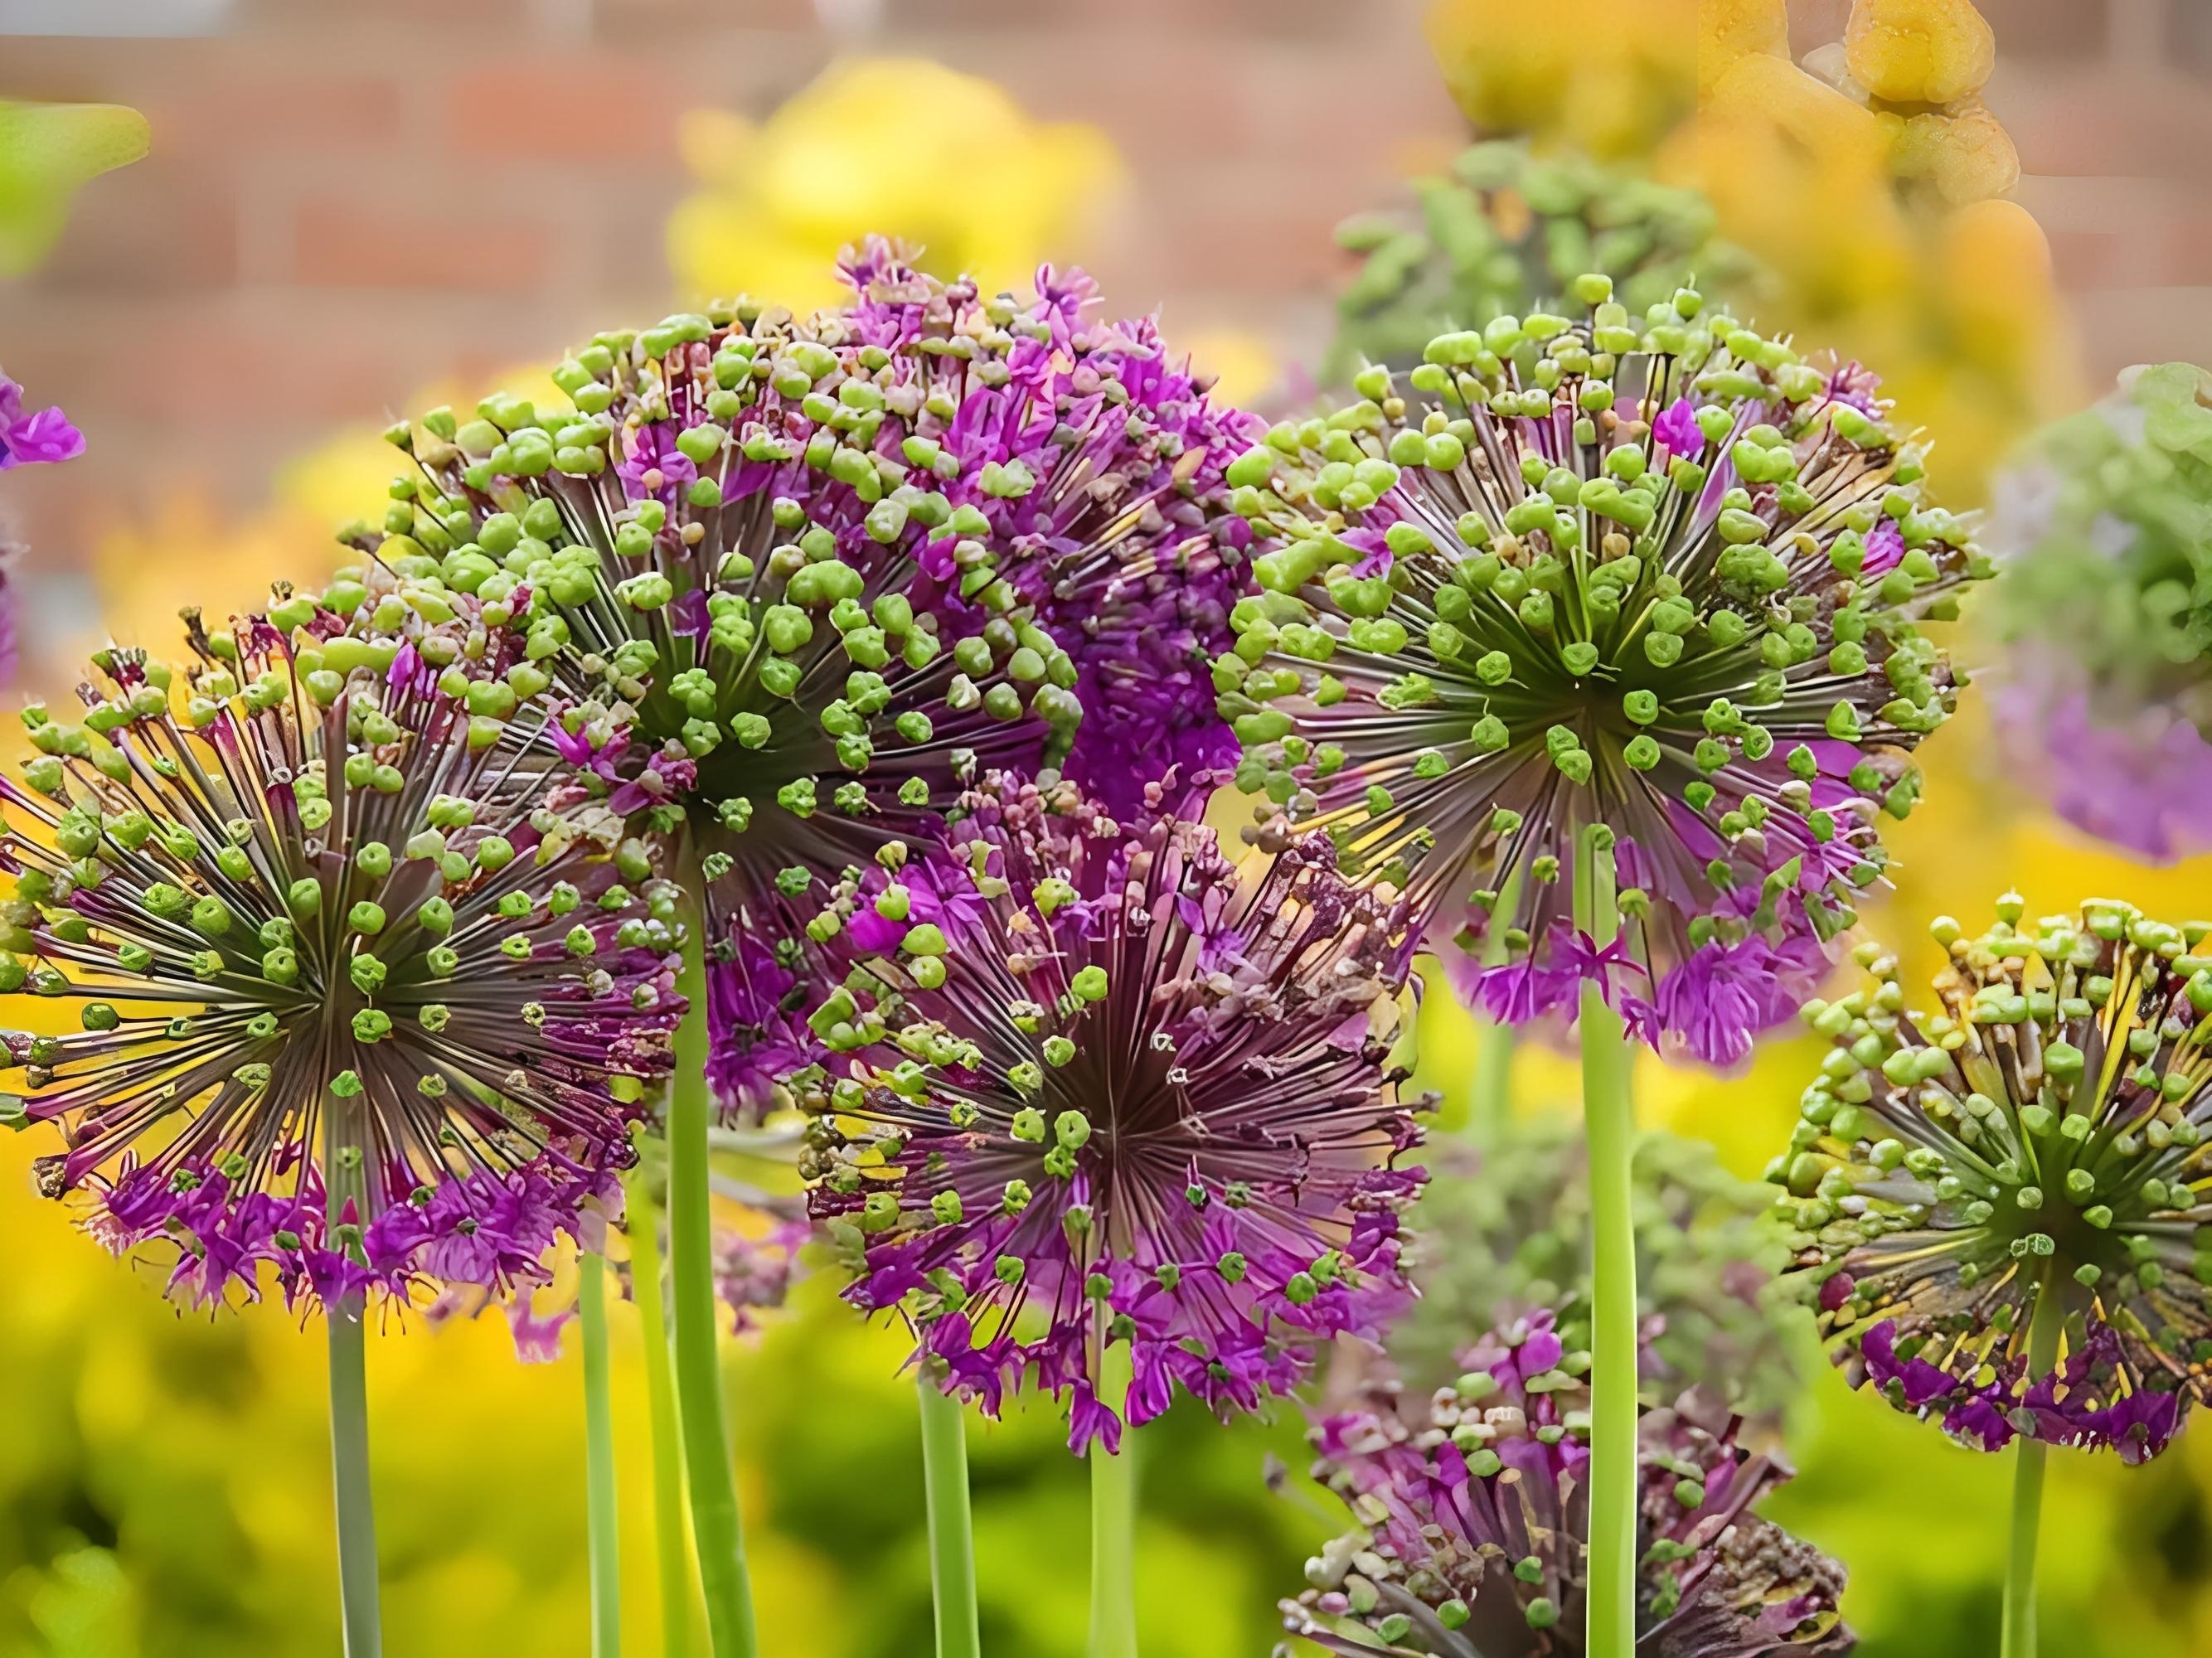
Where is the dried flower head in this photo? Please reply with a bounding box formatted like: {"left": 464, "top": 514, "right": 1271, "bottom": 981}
{"left": 1220, "top": 277, "right": 1983, "bottom": 1062}
{"left": 795, "top": 774, "right": 1426, "bottom": 1450}
{"left": 1987, "top": 361, "right": 2212, "bottom": 861}
{"left": 1281, "top": 1311, "right": 1851, "bottom": 1656}
{"left": 1774, "top": 896, "right": 2212, "bottom": 1462}
{"left": 1390, "top": 1119, "right": 1798, "bottom": 1428}
{"left": 0, "top": 617, "right": 678, "bottom": 1319}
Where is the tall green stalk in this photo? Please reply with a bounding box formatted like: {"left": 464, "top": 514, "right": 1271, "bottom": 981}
{"left": 323, "top": 1128, "right": 382, "bottom": 1658}
{"left": 1574, "top": 825, "right": 1637, "bottom": 1658}
{"left": 580, "top": 1255, "right": 623, "bottom": 1658}
{"left": 2001, "top": 1279, "right": 2064, "bottom": 1658}
{"left": 916, "top": 1369, "right": 982, "bottom": 1658}
{"left": 667, "top": 897, "right": 759, "bottom": 1658}
{"left": 624, "top": 1164, "right": 698, "bottom": 1658}
{"left": 1467, "top": 864, "right": 1526, "bottom": 1140}
{"left": 327, "top": 1301, "right": 381, "bottom": 1658}
{"left": 1087, "top": 1340, "right": 1138, "bottom": 1658}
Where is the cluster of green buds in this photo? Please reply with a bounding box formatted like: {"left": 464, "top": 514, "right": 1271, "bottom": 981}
{"left": 0, "top": 623, "right": 679, "bottom": 1313}
{"left": 1329, "top": 138, "right": 1757, "bottom": 381}
{"left": 353, "top": 300, "right": 1084, "bottom": 919}
{"left": 1215, "top": 275, "right": 1985, "bottom": 1054}
{"left": 1773, "top": 896, "right": 2212, "bottom": 1461}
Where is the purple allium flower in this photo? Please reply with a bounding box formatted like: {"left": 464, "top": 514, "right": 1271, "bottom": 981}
{"left": 360, "top": 288, "right": 1108, "bottom": 1115}
{"left": 0, "top": 615, "right": 678, "bottom": 1325}
{"left": 1993, "top": 681, "right": 2212, "bottom": 863}
{"left": 836, "top": 238, "right": 1262, "bottom": 817}
{"left": 0, "top": 367, "right": 85, "bottom": 469}
{"left": 1220, "top": 279, "right": 1985, "bottom": 1065}
{"left": 1388, "top": 1120, "right": 1801, "bottom": 1431}
{"left": 1986, "top": 362, "right": 2212, "bottom": 862}
{"left": 793, "top": 773, "right": 1428, "bottom": 1451}
{"left": 1281, "top": 1311, "right": 1852, "bottom": 1656}
{"left": 1775, "top": 897, "right": 2212, "bottom": 1463}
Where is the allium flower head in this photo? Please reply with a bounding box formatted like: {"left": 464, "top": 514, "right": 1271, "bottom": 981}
{"left": 1774, "top": 896, "right": 2212, "bottom": 1462}
{"left": 1281, "top": 1311, "right": 1851, "bottom": 1656}
{"left": 795, "top": 773, "right": 1427, "bottom": 1450}
{"left": 1987, "top": 361, "right": 2212, "bottom": 861}
{"left": 834, "top": 240, "right": 1261, "bottom": 816}
{"left": 361, "top": 274, "right": 1084, "bottom": 919}
{"left": 1391, "top": 1119, "right": 1797, "bottom": 1427}
{"left": 0, "top": 617, "right": 678, "bottom": 1318}
{"left": 1330, "top": 140, "right": 1754, "bottom": 381}
{"left": 364, "top": 245, "right": 1255, "bottom": 1101}
{"left": 1219, "top": 277, "right": 1984, "bottom": 1062}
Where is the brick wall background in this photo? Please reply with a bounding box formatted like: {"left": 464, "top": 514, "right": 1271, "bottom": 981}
{"left": 2, "top": 0, "right": 2210, "bottom": 667}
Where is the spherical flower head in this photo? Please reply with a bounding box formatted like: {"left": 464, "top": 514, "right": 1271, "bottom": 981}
{"left": 1220, "top": 277, "right": 1986, "bottom": 1064}
{"left": 1773, "top": 897, "right": 2212, "bottom": 1463}
{"left": 1986, "top": 361, "right": 2212, "bottom": 861}
{"left": 793, "top": 773, "right": 1427, "bottom": 1451}
{"left": 359, "top": 288, "right": 1085, "bottom": 977}
{"left": 0, "top": 616, "right": 680, "bottom": 1322}
{"left": 1331, "top": 139, "right": 1753, "bottom": 382}
{"left": 1391, "top": 1118, "right": 1798, "bottom": 1428}
{"left": 836, "top": 239, "right": 1262, "bottom": 817}
{"left": 1282, "top": 1311, "right": 1851, "bottom": 1656}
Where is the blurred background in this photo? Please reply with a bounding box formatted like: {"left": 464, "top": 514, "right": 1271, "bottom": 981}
{"left": 3, "top": 0, "right": 2212, "bottom": 1654}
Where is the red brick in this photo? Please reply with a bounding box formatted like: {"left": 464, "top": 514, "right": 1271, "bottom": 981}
{"left": 29, "top": 160, "right": 240, "bottom": 293}
{"left": 2161, "top": 216, "right": 2212, "bottom": 288}
{"left": 2040, "top": 226, "right": 2132, "bottom": 290}
{"left": 158, "top": 65, "right": 405, "bottom": 163}
{"left": 1980, "top": 0, "right": 2110, "bottom": 58}
{"left": 443, "top": 58, "right": 706, "bottom": 162}
{"left": 288, "top": 198, "right": 558, "bottom": 292}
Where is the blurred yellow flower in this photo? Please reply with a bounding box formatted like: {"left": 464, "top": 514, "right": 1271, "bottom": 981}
{"left": 1424, "top": 0, "right": 1695, "bottom": 159}
{"left": 1425, "top": 0, "right": 2076, "bottom": 501}
{"left": 0, "top": 99, "right": 149, "bottom": 277}
{"left": 667, "top": 57, "right": 1124, "bottom": 312}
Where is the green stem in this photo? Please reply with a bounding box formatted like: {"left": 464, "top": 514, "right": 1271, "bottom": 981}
{"left": 917, "top": 1370, "right": 982, "bottom": 1658}
{"left": 327, "top": 1303, "right": 382, "bottom": 1658}
{"left": 1467, "top": 864, "right": 1526, "bottom": 1141}
{"left": 1574, "top": 826, "right": 1637, "bottom": 1658}
{"left": 625, "top": 1164, "right": 698, "bottom": 1658}
{"left": 580, "top": 1254, "right": 623, "bottom": 1658}
{"left": 668, "top": 909, "right": 759, "bottom": 1658}
{"left": 1087, "top": 1341, "right": 1138, "bottom": 1658}
{"left": 2001, "top": 1279, "right": 2064, "bottom": 1658}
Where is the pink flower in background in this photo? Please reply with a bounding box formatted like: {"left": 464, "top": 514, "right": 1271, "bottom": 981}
{"left": 0, "top": 369, "right": 85, "bottom": 469}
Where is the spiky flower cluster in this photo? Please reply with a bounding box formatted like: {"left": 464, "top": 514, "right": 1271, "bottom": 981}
{"left": 836, "top": 240, "right": 1261, "bottom": 816}
{"left": 1390, "top": 1119, "right": 1797, "bottom": 1427}
{"left": 795, "top": 773, "right": 1426, "bottom": 1450}
{"left": 0, "top": 618, "right": 679, "bottom": 1317}
{"left": 1773, "top": 898, "right": 2212, "bottom": 1462}
{"left": 353, "top": 275, "right": 1069, "bottom": 1038}
{"left": 1280, "top": 1311, "right": 1851, "bottom": 1657}
{"left": 1987, "top": 361, "right": 2212, "bottom": 861}
{"left": 1330, "top": 140, "right": 1753, "bottom": 381}
{"left": 1219, "top": 277, "right": 1985, "bottom": 1063}
{"left": 358, "top": 245, "right": 1255, "bottom": 1103}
